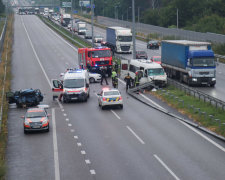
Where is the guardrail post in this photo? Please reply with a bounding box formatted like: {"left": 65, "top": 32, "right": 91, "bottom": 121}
{"left": 214, "top": 119, "right": 221, "bottom": 127}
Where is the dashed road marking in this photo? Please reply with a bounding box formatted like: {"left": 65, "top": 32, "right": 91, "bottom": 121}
{"left": 70, "top": 129, "right": 75, "bottom": 133}
{"left": 90, "top": 170, "right": 96, "bottom": 175}
{"left": 81, "top": 150, "right": 86, "bottom": 155}
{"left": 154, "top": 154, "right": 180, "bottom": 180}
{"left": 66, "top": 118, "right": 69, "bottom": 121}
{"left": 74, "top": 136, "right": 78, "bottom": 139}
{"left": 127, "top": 126, "right": 145, "bottom": 145}
{"left": 61, "top": 109, "right": 64, "bottom": 112}
{"left": 77, "top": 142, "right": 82, "bottom": 147}
{"left": 111, "top": 110, "right": 121, "bottom": 120}
{"left": 68, "top": 123, "right": 72, "bottom": 127}
{"left": 85, "top": 159, "right": 91, "bottom": 164}
{"left": 63, "top": 113, "right": 67, "bottom": 116}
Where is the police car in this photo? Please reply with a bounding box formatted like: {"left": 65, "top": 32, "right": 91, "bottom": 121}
{"left": 98, "top": 88, "right": 123, "bottom": 109}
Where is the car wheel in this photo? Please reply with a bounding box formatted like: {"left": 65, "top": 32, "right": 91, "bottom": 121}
{"left": 24, "top": 129, "right": 28, "bottom": 134}
{"left": 46, "top": 125, "right": 49, "bottom": 132}
{"left": 101, "top": 105, "right": 105, "bottom": 110}
{"left": 120, "top": 105, "right": 123, "bottom": 109}
{"left": 89, "top": 77, "right": 95, "bottom": 83}
{"left": 62, "top": 96, "right": 68, "bottom": 103}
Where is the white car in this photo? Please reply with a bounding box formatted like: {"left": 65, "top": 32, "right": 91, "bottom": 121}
{"left": 98, "top": 88, "right": 123, "bottom": 109}
{"left": 89, "top": 72, "right": 101, "bottom": 83}
{"left": 94, "top": 35, "right": 103, "bottom": 43}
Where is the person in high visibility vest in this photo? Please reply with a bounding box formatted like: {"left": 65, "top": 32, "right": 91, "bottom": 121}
{"left": 111, "top": 69, "right": 117, "bottom": 87}
{"left": 135, "top": 72, "right": 140, "bottom": 87}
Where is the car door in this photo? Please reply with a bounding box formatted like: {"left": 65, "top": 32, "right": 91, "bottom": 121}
{"left": 51, "top": 79, "right": 63, "bottom": 99}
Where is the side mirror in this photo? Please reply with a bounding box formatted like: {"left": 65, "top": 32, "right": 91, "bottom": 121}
{"left": 60, "top": 73, "right": 64, "bottom": 77}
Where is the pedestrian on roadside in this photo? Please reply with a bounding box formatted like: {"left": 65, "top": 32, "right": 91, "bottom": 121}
{"left": 100, "top": 66, "right": 108, "bottom": 85}
{"left": 111, "top": 69, "right": 117, "bottom": 86}
{"left": 135, "top": 72, "right": 140, "bottom": 87}
{"left": 124, "top": 73, "right": 132, "bottom": 92}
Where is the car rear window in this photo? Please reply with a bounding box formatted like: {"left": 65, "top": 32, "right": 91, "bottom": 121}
{"left": 104, "top": 91, "right": 120, "bottom": 96}
{"left": 26, "top": 111, "right": 46, "bottom": 118}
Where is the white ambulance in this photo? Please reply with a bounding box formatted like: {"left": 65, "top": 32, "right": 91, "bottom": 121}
{"left": 52, "top": 69, "right": 90, "bottom": 102}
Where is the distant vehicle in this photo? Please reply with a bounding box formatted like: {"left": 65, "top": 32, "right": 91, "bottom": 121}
{"left": 34, "top": 8, "right": 39, "bottom": 14}
{"left": 136, "top": 51, "right": 148, "bottom": 59}
{"left": 147, "top": 40, "right": 159, "bottom": 49}
{"left": 52, "top": 69, "right": 90, "bottom": 102}
{"left": 61, "top": 14, "right": 71, "bottom": 27}
{"left": 74, "top": 21, "right": 86, "bottom": 35}
{"left": 94, "top": 35, "right": 103, "bottom": 43}
{"left": 22, "top": 105, "right": 50, "bottom": 133}
{"left": 151, "top": 56, "right": 161, "bottom": 64}
{"left": 161, "top": 40, "right": 216, "bottom": 86}
{"left": 75, "top": 18, "right": 80, "bottom": 23}
{"left": 102, "top": 26, "right": 132, "bottom": 54}
{"left": 121, "top": 59, "right": 167, "bottom": 87}
{"left": 78, "top": 47, "right": 113, "bottom": 76}
{"left": 98, "top": 88, "right": 123, "bottom": 110}
{"left": 89, "top": 72, "right": 101, "bottom": 83}
{"left": 84, "top": 31, "right": 92, "bottom": 39}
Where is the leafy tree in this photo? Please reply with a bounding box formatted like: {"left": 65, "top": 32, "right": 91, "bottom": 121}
{"left": 0, "top": 0, "right": 5, "bottom": 14}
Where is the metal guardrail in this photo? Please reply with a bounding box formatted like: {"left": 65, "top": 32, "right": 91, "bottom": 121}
{"left": 167, "top": 78, "right": 225, "bottom": 110}
{"left": 0, "top": 18, "right": 7, "bottom": 62}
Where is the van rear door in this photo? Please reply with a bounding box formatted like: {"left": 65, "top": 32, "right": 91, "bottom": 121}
{"left": 120, "top": 59, "right": 129, "bottom": 79}
{"left": 51, "top": 79, "right": 63, "bottom": 100}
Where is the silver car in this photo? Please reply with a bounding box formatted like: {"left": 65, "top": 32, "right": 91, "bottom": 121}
{"left": 98, "top": 89, "right": 123, "bottom": 109}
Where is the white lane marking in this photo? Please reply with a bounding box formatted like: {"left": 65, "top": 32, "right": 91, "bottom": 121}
{"left": 42, "top": 18, "right": 78, "bottom": 52}
{"left": 70, "top": 129, "right": 75, "bottom": 133}
{"left": 90, "top": 170, "right": 96, "bottom": 175}
{"left": 61, "top": 109, "right": 64, "bottom": 112}
{"left": 74, "top": 136, "right": 78, "bottom": 139}
{"left": 57, "top": 99, "right": 64, "bottom": 109}
{"left": 22, "top": 17, "right": 51, "bottom": 87}
{"left": 118, "top": 78, "right": 126, "bottom": 85}
{"left": 154, "top": 154, "right": 180, "bottom": 180}
{"left": 85, "top": 159, "right": 91, "bottom": 164}
{"left": 126, "top": 126, "right": 145, "bottom": 145}
{"left": 179, "top": 120, "right": 225, "bottom": 153}
{"left": 77, "top": 143, "right": 82, "bottom": 147}
{"left": 63, "top": 113, "right": 67, "bottom": 116}
{"left": 66, "top": 118, "right": 69, "bottom": 121}
{"left": 140, "top": 93, "right": 166, "bottom": 110}
{"left": 81, "top": 150, "right": 86, "bottom": 155}
{"left": 52, "top": 108, "right": 61, "bottom": 180}
{"left": 111, "top": 110, "right": 121, "bottom": 120}
{"left": 68, "top": 123, "right": 72, "bottom": 127}
{"left": 22, "top": 17, "right": 60, "bottom": 180}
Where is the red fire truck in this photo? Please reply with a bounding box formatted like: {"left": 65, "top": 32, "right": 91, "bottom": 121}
{"left": 78, "top": 47, "right": 113, "bottom": 76}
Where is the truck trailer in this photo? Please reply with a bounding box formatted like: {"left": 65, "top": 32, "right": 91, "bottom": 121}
{"left": 61, "top": 14, "right": 71, "bottom": 27}
{"left": 102, "top": 27, "right": 132, "bottom": 54}
{"left": 161, "top": 40, "right": 216, "bottom": 86}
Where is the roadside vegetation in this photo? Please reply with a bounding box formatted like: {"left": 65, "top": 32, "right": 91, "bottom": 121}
{"left": 150, "top": 85, "right": 225, "bottom": 137}
{"left": 0, "top": 14, "right": 13, "bottom": 179}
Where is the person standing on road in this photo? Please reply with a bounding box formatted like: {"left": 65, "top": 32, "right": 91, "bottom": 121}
{"left": 135, "top": 72, "right": 140, "bottom": 87}
{"left": 100, "top": 66, "right": 108, "bottom": 85}
{"left": 111, "top": 69, "right": 117, "bottom": 87}
{"left": 124, "top": 73, "right": 132, "bottom": 92}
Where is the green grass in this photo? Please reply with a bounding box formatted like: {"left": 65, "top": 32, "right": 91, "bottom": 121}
{"left": 152, "top": 85, "right": 225, "bottom": 137}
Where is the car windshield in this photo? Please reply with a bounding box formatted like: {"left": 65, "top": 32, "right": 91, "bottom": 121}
{"left": 95, "top": 36, "right": 102, "bottom": 38}
{"left": 191, "top": 57, "right": 215, "bottom": 67}
{"left": 91, "top": 50, "right": 111, "bottom": 58}
{"left": 147, "top": 68, "right": 164, "bottom": 76}
{"left": 26, "top": 111, "right": 46, "bottom": 118}
{"left": 149, "top": 41, "right": 158, "bottom": 44}
{"left": 86, "top": 32, "right": 91, "bottom": 35}
{"left": 117, "top": 36, "right": 132, "bottom": 42}
{"left": 153, "top": 57, "right": 161, "bottom": 62}
{"left": 64, "top": 79, "right": 84, "bottom": 88}
{"left": 137, "top": 51, "right": 146, "bottom": 55}
{"left": 64, "top": 18, "right": 71, "bottom": 24}
{"left": 104, "top": 91, "right": 120, "bottom": 96}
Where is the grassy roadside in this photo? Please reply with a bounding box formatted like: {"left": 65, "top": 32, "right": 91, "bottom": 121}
{"left": 38, "top": 15, "right": 91, "bottom": 48}
{"left": 0, "top": 14, "right": 13, "bottom": 179}
{"left": 149, "top": 85, "right": 225, "bottom": 137}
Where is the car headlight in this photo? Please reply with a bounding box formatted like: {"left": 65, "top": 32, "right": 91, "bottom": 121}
{"left": 42, "top": 118, "right": 48, "bottom": 124}
{"left": 212, "top": 78, "right": 216, "bottom": 81}
{"left": 192, "top": 78, "right": 197, "bottom": 82}
{"left": 24, "top": 120, "right": 30, "bottom": 126}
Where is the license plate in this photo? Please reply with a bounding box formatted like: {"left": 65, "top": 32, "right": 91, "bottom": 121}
{"left": 71, "top": 97, "right": 78, "bottom": 100}
{"left": 32, "top": 125, "right": 40, "bottom": 129}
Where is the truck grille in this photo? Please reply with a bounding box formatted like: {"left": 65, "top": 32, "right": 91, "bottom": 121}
{"left": 199, "top": 72, "right": 209, "bottom": 75}
{"left": 95, "top": 61, "right": 109, "bottom": 65}
{"left": 121, "top": 46, "right": 130, "bottom": 51}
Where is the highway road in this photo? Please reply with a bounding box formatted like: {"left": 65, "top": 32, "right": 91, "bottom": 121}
{"left": 6, "top": 14, "right": 225, "bottom": 180}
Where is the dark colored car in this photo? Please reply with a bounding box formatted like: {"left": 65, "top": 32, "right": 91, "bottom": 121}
{"left": 136, "top": 51, "right": 148, "bottom": 59}
{"left": 22, "top": 105, "right": 50, "bottom": 133}
{"left": 84, "top": 31, "right": 92, "bottom": 39}
{"left": 147, "top": 40, "right": 159, "bottom": 49}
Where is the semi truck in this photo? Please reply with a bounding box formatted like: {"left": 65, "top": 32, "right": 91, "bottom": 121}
{"left": 101, "top": 27, "right": 132, "bottom": 54}
{"left": 78, "top": 47, "right": 113, "bottom": 76}
{"left": 61, "top": 14, "right": 71, "bottom": 27}
{"left": 161, "top": 40, "right": 216, "bottom": 86}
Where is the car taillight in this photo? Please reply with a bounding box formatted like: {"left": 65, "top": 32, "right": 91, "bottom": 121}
{"left": 103, "top": 97, "right": 106, "bottom": 101}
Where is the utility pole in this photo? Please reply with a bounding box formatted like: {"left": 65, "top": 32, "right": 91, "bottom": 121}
{"left": 138, "top": 6, "right": 140, "bottom": 23}
{"left": 132, "top": 0, "right": 136, "bottom": 59}
{"left": 71, "top": 0, "right": 73, "bottom": 38}
{"left": 91, "top": 0, "right": 94, "bottom": 47}
{"left": 177, "top": 8, "right": 179, "bottom": 29}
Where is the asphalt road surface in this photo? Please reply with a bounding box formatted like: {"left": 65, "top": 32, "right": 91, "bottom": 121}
{"left": 6, "top": 15, "right": 225, "bottom": 180}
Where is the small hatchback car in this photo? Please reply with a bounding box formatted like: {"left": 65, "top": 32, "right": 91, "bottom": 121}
{"left": 22, "top": 105, "right": 50, "bottom": 133}
{"left": 98, "top": 88, "right": 123, "bottom": 109}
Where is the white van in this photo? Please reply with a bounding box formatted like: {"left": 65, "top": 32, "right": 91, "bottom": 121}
{"left": 52, "top": 69, "right": 90, "bottom": 102}
{"left": 121, "top": 59, "right": 167, "bottom": 87}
